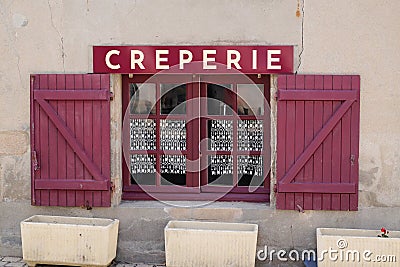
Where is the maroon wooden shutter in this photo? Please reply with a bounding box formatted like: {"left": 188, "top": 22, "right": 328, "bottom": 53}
{"left": 30, "top": 74, "right": 112, "bottom": 207}
{"left": 276, "top": 75, "right": 360, "bottom": 211}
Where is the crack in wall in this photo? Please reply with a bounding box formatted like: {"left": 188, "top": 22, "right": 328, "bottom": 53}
{"left": 47, "top": 0, "right": 65, "bottom": 73}
{"left": 0, "top": 1, "right": 23, "bottom": 90}
{"left": 296, "top": 0, "right": 305, "bottom": 74}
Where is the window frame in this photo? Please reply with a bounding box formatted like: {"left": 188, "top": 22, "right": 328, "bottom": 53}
{"left": 121, "top": 74, "right": 271, "bottom": 202}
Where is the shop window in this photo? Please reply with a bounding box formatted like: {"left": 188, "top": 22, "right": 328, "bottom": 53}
{"left": 122, "top": 74, "right": 270, "bottom": 202}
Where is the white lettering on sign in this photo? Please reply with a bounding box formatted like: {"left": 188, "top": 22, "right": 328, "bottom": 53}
{"left": 98, "top": 47, "right": 289, "bottom": 72}
{"left": 105, "top": 49, "right": 120, "bottom": 70}
{"left": 156, "top": 50, "right": 169, "bottom": 70}
{"left": 203, "top": 50, "right": 217, "bottom": 70}
{"left": 179, "top": 50, "right": 193, "bottom": 70}
{"left": 252, "top": 50, "right": 258, "bottom": 70}
{"left": 131, "top": 50, "right": 145, "bottom": 69}
{"left": 267, "top": 50, "right": 282, "bottom": 70}
{"left": 227, "top": 50, "right": 242, "bottom": 69}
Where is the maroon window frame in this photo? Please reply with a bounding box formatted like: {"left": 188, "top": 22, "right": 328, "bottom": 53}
{"left": 122, "top": 74, "right": 271, "bottom": 202}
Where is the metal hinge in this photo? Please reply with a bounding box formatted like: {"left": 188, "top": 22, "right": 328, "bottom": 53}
{"left": 110, "top": 181, "right": 115, "bottom": 192}
{"left": 109, "top": 91, "right": 114, "bottom": 100}
{"left": 273, "top": 184, "right": 278, "bottom": 193}
{"left": 32, "top": 150, "right": 40, "bottom": 171}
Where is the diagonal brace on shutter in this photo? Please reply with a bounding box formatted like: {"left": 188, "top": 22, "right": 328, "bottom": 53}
{"left": 278, "top": 99, "right": 355, "bottom": 190}
{"left": 35, "top": 97, "right": 108, "bottom": 183}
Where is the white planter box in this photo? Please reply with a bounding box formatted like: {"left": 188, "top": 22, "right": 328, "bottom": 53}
{"left": 165, "top": 220, "right": 258, "bottom": 267}
{"left": 317, "top": 228, "right": 400, "bottom": 266}
{"left": 21, "top": 215, "right": 119, "bottom": 267}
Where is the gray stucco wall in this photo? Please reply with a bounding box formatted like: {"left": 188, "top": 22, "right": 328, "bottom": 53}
{"left": 1, "top": 0, "right": 400, "bottom": 264}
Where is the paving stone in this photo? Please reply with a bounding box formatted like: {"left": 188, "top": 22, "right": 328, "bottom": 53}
{"left": 4, "top": 263, "right": 25, "bottom": 267}
{"left": 115, "top": 264, "right": 137, "bottom": 267}
{"left": 1, "top": 258, "right": 21, "bottom": 263}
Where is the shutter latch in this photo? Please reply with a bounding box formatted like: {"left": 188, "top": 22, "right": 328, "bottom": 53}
{"left": 350, "top": 154, "right": 356, "bottom": 166}
{"left": 32, "top": 150, "right": 40, "bottom": 171}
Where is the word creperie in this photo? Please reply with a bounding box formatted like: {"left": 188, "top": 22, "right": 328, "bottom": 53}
{"left": 93, "top": 46, "right": 294, "bottom": 74}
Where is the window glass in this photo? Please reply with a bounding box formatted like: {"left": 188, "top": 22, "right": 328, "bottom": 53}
{"left": 238, "top": 155, "right": 264, "bottom": 186}
{"left": 208, "top": 155, "right": 233, "bottom": 185}
{"left": 160, "top": 120, "right": 186, "bottom": 150}
{"left": 237, "top": 84, "right": 264, "bottom": 115}
{"left": 237, "top": 120, "right": 263, "bottom": 151}
{"left": 130, "top": 83, "right": 156, "bottom": 114}
{"left": 130, "top": 119, "right": 156, "bottom": 150}
{"left": 208, "top": 120, "right": 233, "bottom": 151}
{"left": 130, "top": 154, "right": 156, "bottom": 185}
{"left": 161, "top": 84, "right": 186, "bottom": 114}
{"left": 207, "top": 84, "right": 234, "bottom": 115}
{"left": 160, "top": 155, "right": 186, "bottom": 185}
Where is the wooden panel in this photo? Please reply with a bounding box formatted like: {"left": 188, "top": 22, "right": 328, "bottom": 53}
{"left": 38, "top": 75, "right": 50, "bottom": 206}
{"left": 276, "top": 74, "right": 360, "bottom": 211}
{"left": 276, "top": 75, "right": 287, "bottom": 209}
{"left": 34, "top": 90, "right": 110, "bottom": 100}
{"left": 100, "top": 75, "right": 111, "bottom": 206}
{"left": 349, "top": 76, "right": 360, "bottom": 210}
{"left": 65, "top": 74, "right": 76, "bottom": 206}
{"left": 278, "top": 90, "right": 357, "bottom": 101}
{"left": 83, "top": 75, "right": 94, "bottom": 207}
{"left": 74, "top": 75, "right": 85, "bottom": 206}
{"left": 92, "top": 74, "right": 102, "bottom": 207}
{"left": 303, "top": 75, "right": 315, "bottom": 210}
{"left": 48, "top": 74, "right": 59, "bottom": 206}
{"left": 285, "top": 75, "right": 295, "bottom": 210}
{"left": 329, "top": 76, "right": 342, "bottom": 210}
{"left": 322, "top": 75, "right": 333, "bottom": 210}
{"left": 278, "top": 100, "right": 354, "bottom": 186}
{"left": 31, "top": 74, "right": 111, "bottom": 207}
{"left": 35, "top": 180, "right": 109, "bottom": 190}
{"left": 56, "top": 74, "right": 67, "bottom": 206}
{"left": 312, "top": 75, "right": 324, "bottom": 210}
{"left": 294, "top": 75, "right": 305, "bottom": 211}
{"left": 32, "top": 76, "right": 41, "bottom": 205}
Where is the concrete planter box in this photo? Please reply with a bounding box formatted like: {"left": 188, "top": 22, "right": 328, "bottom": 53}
{"left": 317, "top": 228, "right": 400, "bottom": 266}
{"left": 165, "top": 220, "right": 258, "bottom": 267}
{"left": 21, "top": 215, "right": 119, "bottom": 267}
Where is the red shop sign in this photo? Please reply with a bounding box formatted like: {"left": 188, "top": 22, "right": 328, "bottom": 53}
{"left": 93, "top": 46, "right": 293, "bottom": 74}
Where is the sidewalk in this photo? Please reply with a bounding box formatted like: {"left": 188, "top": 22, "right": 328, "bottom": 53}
{"left": 0, "top": 256, "right": 306, "bottom": 266}
{"left": 0, "top": 257, "right": 165, "bottom": 267}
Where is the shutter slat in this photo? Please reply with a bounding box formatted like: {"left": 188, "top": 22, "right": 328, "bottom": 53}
{"left": 34, "top": 89, "right": 110, "bottom": 100}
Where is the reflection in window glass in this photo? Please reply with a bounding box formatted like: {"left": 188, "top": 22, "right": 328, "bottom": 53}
{"left": 238, "top": 155, "right": 264, "bottom": 186}
{"left": 161, "top": 155, "right": 186, "bottom": 185}
{"left": 161, "top": 84, "right": 186, "bottom": 114}
{"left": 130, "top": 83, "right": 156, "bottom": 114}
{"left": 207, "top": 84, "right": 234, "bottom": 115}
{"left": 208, "top": 155, "right": 233, "bottom": 185}
{"left": 237, "top": 84, "right": 264, "bottom": 115}
{"left": 130, "top": 154, "right": 156, "bottom": 185}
